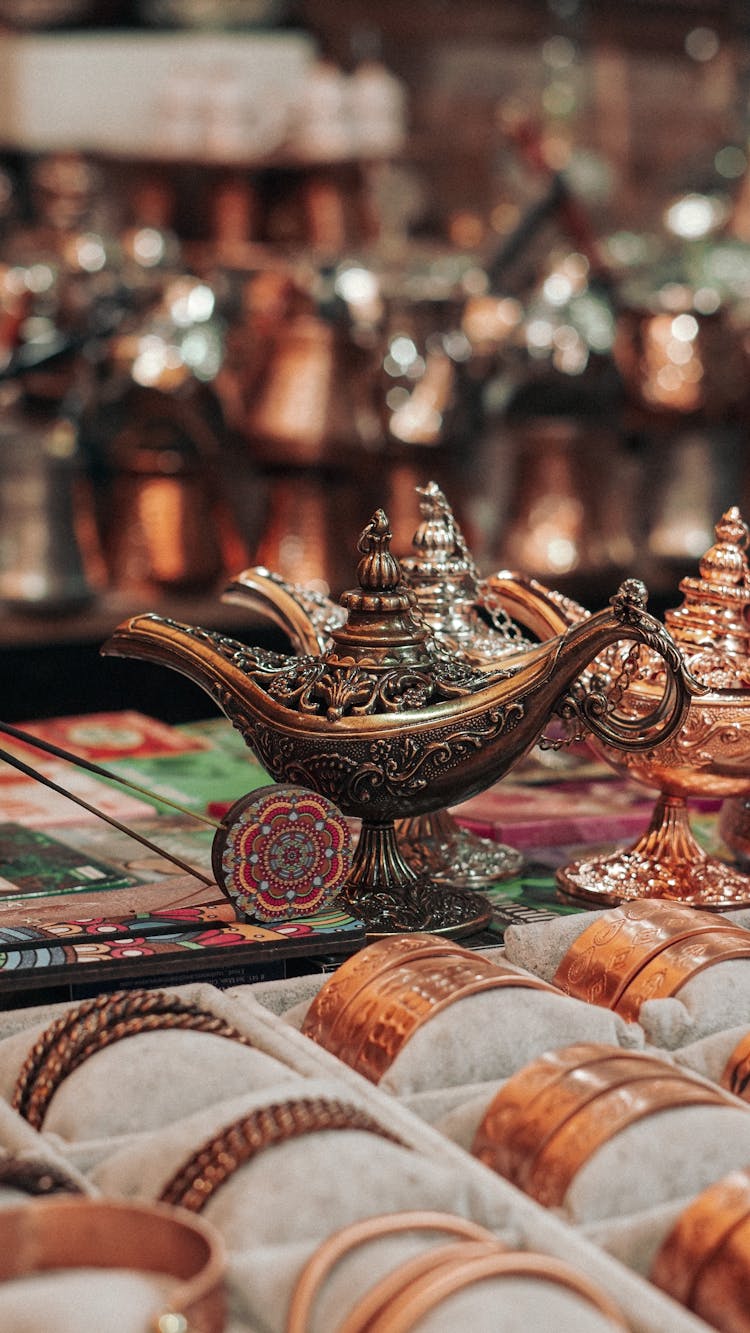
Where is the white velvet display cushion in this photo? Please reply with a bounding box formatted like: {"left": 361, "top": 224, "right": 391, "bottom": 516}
{"left": 89, "top": 1080, "right": 479, "bottom": 1251}
{"left": 583, "top": 1196, "right": 691, "bottom": 1280}
{"left": 401, "top": 1080, "right": 513, "bottom": 1128}
{"left": 503, "top": 913, "right": 599, "bottom": 982}
{"left": 436, "top": 1089, "right": 750, "bottom": 1224}
{"left": 503, "top": 912, "right": 750, "bottom": 1049}
{"left": 0, "top": 1097, "right": 92, "bottom": 1187}
{"left": 242, "top": 974, "right": 324, "bottom": 1020}
{"left": 0, "top": 1270, "right": 176, "bottom": 1333}
{"left": 285, "top": 985, "right": 643, "bottom": 1097}
{"left": 670, "top": 1023, "right": 750, "bottom": 1088}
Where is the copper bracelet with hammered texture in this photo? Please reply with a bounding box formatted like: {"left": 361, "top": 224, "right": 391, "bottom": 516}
{"left": 12, "top": 989, "right": 258, "bottom": 1130}
{"left": 689, "top": 1208, "right": 750, "bottom": 1330}
{"left": 651, "top": 1168, "right": 750, "bottom": 1309}
{"left": 553, "top": 898, "right": 743, "bottom": 1011}
{"left": 328, "top": 953, "right": 557, "bottom": 1084}
{"left": 160, "top": 1095, "right": 408, "bottom": 1213}
{"left": 472, "top": 1042, "right": 669, "bottom": 1169}
{"left": 522, "top": 1075, "right": 731, "bottom": 1208}
{"left": 300, "top": 933, "right": 471, "bottom": 1048}
{"left": 285, "top": 1210, "right": 500, "bottom": 1333}
{"left": 475, "top": 1053, "right": 686, "bottom": 1192}
{"left": 614, "top": 929, "right": 750, "bottom": 1021}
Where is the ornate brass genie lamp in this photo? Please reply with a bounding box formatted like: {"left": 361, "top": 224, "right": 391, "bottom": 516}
{"left": 102, "top": 509, "right": 693, "bottom": 936}
{"left": 223, "top": 481, "right": 530, "bottom": 890}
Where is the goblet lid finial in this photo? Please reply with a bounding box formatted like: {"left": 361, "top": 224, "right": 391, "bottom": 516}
{"left": 697, "top": 506, "right": 750, "bottom": 589}
{"left": 665, "top": 505, "right": 750, "bottom": 687}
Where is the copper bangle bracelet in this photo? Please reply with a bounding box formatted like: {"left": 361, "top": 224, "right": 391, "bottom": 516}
{"left": 521, "top": 1075, "right": 730, "bottom": 1209}
{"left": 478, "top": 1057, "right": 689, "bottom": 1193}
{"left": 721, "top": 1032, "right": 750, "bottom": 1100}
{"left": 12, "top": 989, "right": 258, "bottom": 1130}
{"left": 689, "top": 1209, "right": 750, "bottom": 1331}
{"left": 473, "top": 1044, "right": 733, "bottom": 1208}
{"left": 552, "top": 899, "right": 734, "bottom": 1008}
{"left": 160, "top": 1095, "right": 407, "bottom": 1214}
{"left": 285, "top": 1210, "right": 499, "bottom": 1333}
{"left": 363, "top": 1248, "right": 630, "bottom": 1333}
{"left": 472, "top": 1042, "right": 670, "bottom": 1161}
{"left": 551, "top": 901, "right": 750, "bottom": 1013}
{"left": 301, "top": 933, "right": 466, "bottom": 1048}
{"left": 614, "top": 930, "right": 750, "bottom": 1021}
{"left": 0, "top": 1196, "right": 226, "bottom": 1333}
{"left": 314, "top": 954, "right": 556, "bottom": 1084}
{"left": 651, "top": 1168, "right": 750, "bottom": 1310}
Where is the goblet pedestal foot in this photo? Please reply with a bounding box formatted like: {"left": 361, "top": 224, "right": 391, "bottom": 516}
{"left": 556, "top": 794, "right": 750, "bottom": 910}
{"left": 397, "top": 808, "right": 523, "bottom": 889}
{"left": 337, "top": 820, "right": 492, "bottom": 939}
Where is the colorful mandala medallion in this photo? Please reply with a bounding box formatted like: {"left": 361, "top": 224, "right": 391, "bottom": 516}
{"left": 212, "top": 785, "right": 353, "bottom": 922}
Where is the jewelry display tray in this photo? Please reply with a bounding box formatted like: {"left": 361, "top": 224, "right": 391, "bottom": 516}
{"left": 0, "top": 946, "right": 727, "bottom": 1333}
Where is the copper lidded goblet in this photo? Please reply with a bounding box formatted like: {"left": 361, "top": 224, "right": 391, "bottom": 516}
{"left": 557, "top": 507, "right": 750, "bottom": 909}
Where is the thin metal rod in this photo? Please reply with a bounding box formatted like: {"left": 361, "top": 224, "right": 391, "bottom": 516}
{"left": 0, "top": 720, "right": 220, "bottom": 829}
{"left": 0, "top": 744, "right": 215, "bottom": 886}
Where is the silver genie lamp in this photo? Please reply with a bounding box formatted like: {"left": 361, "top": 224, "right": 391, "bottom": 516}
{"left": 102, "top": 508, "right": 695, "bottom": 937}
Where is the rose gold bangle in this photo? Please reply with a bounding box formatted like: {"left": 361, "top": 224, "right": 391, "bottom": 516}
{"left": 328, "top": 954, "right": 556, "bottom": 1084}
{"left": 614, "top": 930, "right": 750, "bottom": 1021}
{"left": 12, "top": 989, "right": 258, "bottom": 1131}
{"left": 523, "top": 1075, "right": 730, "bottom": 1209}
{"left": 337, "top": 1241, "right": 503, "bottom": 1333}
{"left": 363, "top": 1248, "right": 630, "bottom": 1333}
{"left": 0, "top": 1196, "right": 226, "bottom": 1333}
{"left": 301, "top": 933, "right": 466, "bottom": 1048}
{"left": 160, "top": 1095, "right": 408, "bottom": 1214}
{"left": 553, "top": 898, "right": 743, "bottom": 1011}
{"left": 475, "top": 1053, "right": 686, "bottom": 1192}
{"left": 651, "top": 1168, "right": 750, "bottom": 1309}
{"left": 285, "top": 1211, "right": 499, "bottom": 1333}
{"left": 719, "top": 1032, "right": 750, "bottom": 1101}
{"left": 471, "top": 1042, "right": 670, "bottom": 1171}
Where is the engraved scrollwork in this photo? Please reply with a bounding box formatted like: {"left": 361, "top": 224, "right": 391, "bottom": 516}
{"left": 641, "top": 706, "right": 750, "bottom": 770}
{"left": 550, "top": 679, "right": 611, "bottom": 746}
{"left": 337, "top": 875, "right": 487, "bottom": 934}
{"left": 166, "top": 620, "right": 492, "bottom": 720}
{"left": 262, "top": 570, "right": 347, "bottom": 639}
{"left": 235, "top": 705, "right": 526, "bottom": 819}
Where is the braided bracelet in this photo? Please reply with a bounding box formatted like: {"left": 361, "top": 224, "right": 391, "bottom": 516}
{"left": 160, "top": 1095, "right": 409, "bottom": 1214}
{"left": 0, "top": 1152, "right": 83, "bottom": 1198}
{"left": 12, "top": 989, "right": 258, "bottom": 1130}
